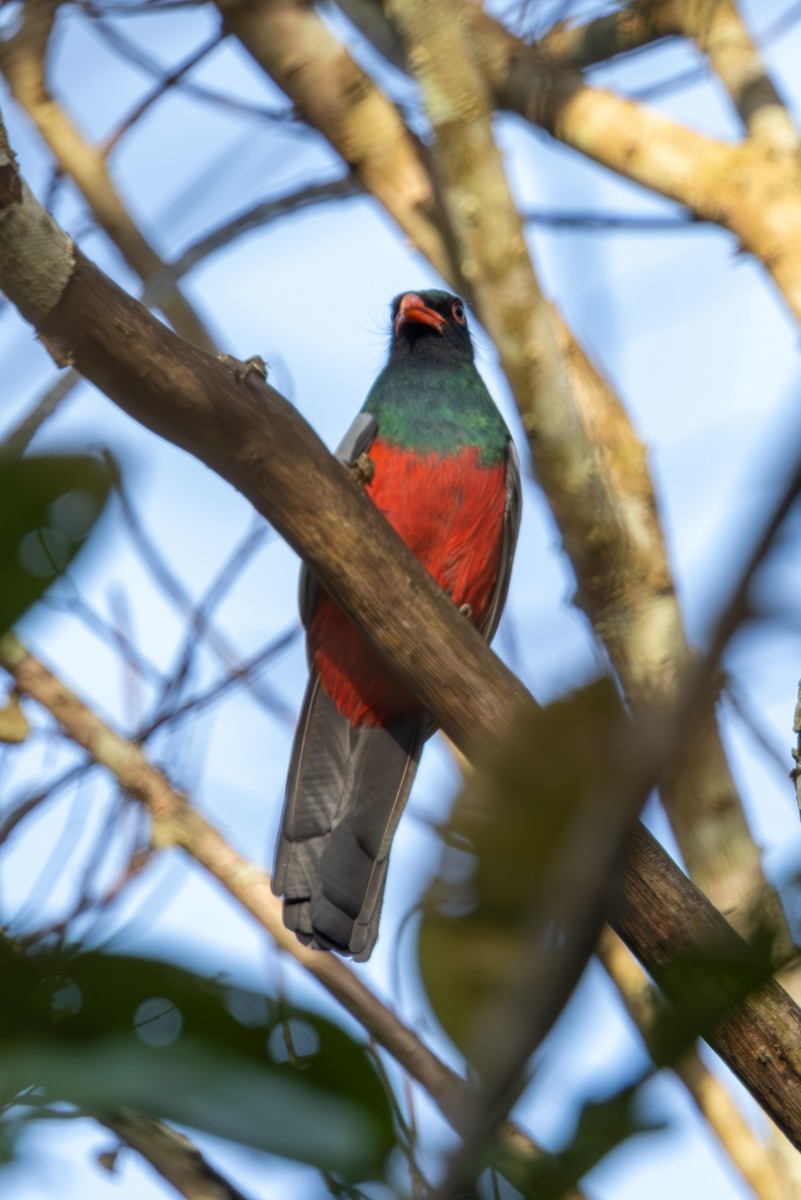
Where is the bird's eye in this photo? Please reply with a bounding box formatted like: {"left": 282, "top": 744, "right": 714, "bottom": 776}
{"left": 451, "top": 301, "right": 466, "bottom": 325}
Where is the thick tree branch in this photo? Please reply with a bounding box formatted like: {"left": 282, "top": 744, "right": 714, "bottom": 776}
{"left": 649, "top": 0, "right": 800, "bottom": 152}
{"left": 0, "top": 0, "right": 214, "bottom": 349}
{"left": 473, "top": 5, "right": 801, "bottom": 330}
{"left": 216, "top": 0, "right": 451, "bottom": 280}
{"left": 613, "top": 823, "right": 801, "bottom": 1150}
{"left": 598, "top": 928, "right": 787, "bottom": 1200}
{"left": 0, "top": 132, "right": 529, "bottom": 747}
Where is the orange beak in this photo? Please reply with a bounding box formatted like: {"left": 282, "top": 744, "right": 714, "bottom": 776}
{"left": 394, "top": 293, "right": 447, "bottom": 337}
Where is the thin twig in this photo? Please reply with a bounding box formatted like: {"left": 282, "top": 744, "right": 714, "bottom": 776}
{"left": 101, "top": 31, "right": 225, "bottom": 158}
{"left": 1, "top": 371, "right": 80, "bottom": 456}
{"left": 142, "top": 175, "right": 361, "bottom": 307}
{"left": 0, "top": 632, "right": 562, "bottom": 1194}
{"left": 114, "top": 471, "right": 293, "bottom": 721}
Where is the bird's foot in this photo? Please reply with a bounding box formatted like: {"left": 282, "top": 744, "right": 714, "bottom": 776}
{"left": 459, "top": 603, "right": 473, "bottom": 620}
{"left": 220, "top": 353, "right": 269, "bottom": 384}
{"left": 347, "top": 452, "right": 375, "bottom": 487}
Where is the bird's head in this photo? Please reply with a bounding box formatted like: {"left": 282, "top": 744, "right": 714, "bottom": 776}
{"left": 388, "top": 290, "right": 475, "bottom": 364}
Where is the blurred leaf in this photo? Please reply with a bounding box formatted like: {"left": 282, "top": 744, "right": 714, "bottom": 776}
{"left": 647, "top": 928, "right": 776, "bottom": 1065}
{"left": 419, "top": 680, "right": 634, "bottom": 1056}
{"left": 0, "top": 938, "right": 394, "bottom": 1181}
{"left": 0, "top": 453, "right": 113, "bottom": 633}
{"left": 490, "top": 1084, "right": 662, "bottom": 1199}
{"left": 0, "top": 691, "right": 28, "bottom": 743}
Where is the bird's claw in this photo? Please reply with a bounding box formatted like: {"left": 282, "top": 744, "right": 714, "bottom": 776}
{"left": 347, "top": 452, "right": 375, "bottom": 487}
{"left": 459, "top": 603, "right": 473, "bottom": 619}
{"left": 219, "top": 353, "right": 269, "bottom": 384}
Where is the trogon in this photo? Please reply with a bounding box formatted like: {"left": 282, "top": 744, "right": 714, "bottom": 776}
{"left": 272, "top": 289, "right": 521, "bottom": 961}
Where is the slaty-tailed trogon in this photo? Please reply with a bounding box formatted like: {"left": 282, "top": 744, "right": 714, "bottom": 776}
{"left": 272, "top": 290, "right": 521, "bottom": 960}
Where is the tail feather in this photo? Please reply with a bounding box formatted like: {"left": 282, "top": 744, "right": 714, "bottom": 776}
{"left": 273, "top": 674, "right": 427, "bottom": 961}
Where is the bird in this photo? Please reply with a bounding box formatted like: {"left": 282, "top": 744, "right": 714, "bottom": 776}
{"left": 272, "top": 289, "right": 521, "bottom": 961}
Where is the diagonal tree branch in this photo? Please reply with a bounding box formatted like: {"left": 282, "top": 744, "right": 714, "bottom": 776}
{"left": 0, "top": 0, "right": 214, "bottom": 349}
{"left": 598, "top": 927, "right": 787, "bottom": 1200}
{"left": 0, "top": 127, "right": 530, "bottom": 747}
{"left": 100, "top": 1111, "right": 253, "bottom": 1200}
{"left": 216, "top": 0, "right": 451, "bottom": 279}
{"left": 475, "top": 6, "right": 801, "bottom": 329}
{"left": 647, "top": 0, "right": 801, "bottom": 152}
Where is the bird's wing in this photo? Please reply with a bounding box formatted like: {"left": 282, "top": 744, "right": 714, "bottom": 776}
{"left": 299, "top": 412, "right": 379, "bottom": 639}
{"left": 478, "top": 437, "right": 522, "bottom": 645}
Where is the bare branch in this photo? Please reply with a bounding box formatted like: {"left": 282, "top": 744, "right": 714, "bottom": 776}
{"left": 114, "top": 474, "right": 293, "bottom": 722}
{"left": 89, "top": 9, "right": 292, "bottom": 125}
{"left": 1, "top": 369, "right": 80, "bottom": 455}
{"left": 100, "top": 1111, "right": 253, "bottom": 1200}
{"left": 100, "top": 31, "right": 225, "bottom": 158}
{"left": 475, "top": 6, "right": 801, "bottom": 329}
{"left": 0, "top": 0, "right": 215, "bottom": 349}
{"left": 599, "top": 928, "right": 787, "bottom": 1200}
{"left": 142, "top": 174, "right": 360, "bottom": 309}
{"left": 540, "top": 4, "right": 668, "bottom": 68}
{"left": 652, "top": 0, "right": 800, "bottom": 152}
{"left": 216, "top": 0, "right": 452, "bottom": 279}
{"left": 612, "top": 822, "right": 801, "bottom": 1150}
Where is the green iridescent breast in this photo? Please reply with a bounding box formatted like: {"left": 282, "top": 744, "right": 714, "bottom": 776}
{"left": 363, "top": 360, "right": 509, "bottom": 466}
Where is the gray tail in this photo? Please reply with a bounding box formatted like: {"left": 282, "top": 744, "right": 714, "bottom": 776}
{"left": 272, "top": 675, "right": 427, "bottom": 961}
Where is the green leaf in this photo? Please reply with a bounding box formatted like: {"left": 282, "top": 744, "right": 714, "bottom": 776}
{"left": 0, "top": 453, "right": 113, "bottom": 632}
{"left": 419, "top": 680, "right": 633, "bottom": 1057}
{"left": 0, "top": 939, "right": 395, "bottom": 1181}
{"left": 490, "top": 1084, "right": 663, "bottom": 1199}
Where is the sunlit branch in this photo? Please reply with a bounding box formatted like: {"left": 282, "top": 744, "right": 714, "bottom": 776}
{"left": 100, "top": 1111, "right": 253, "bottom": 1200}
{"left": 654, "top": 0, "right": 800, "bottom": 152}
{"left": 0, "top": 0, "right": 214, "bottom": 349}
{"left": 598, "top": 928, "right": 787, "bottom": 1200}
{"left": 217, "top": 0, "right": 453, "bottom": 279}
{"left": 472, "top": 5, "right": 801, "bottom": 328}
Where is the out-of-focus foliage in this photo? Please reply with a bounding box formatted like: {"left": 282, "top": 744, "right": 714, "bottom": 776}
{"left": 419, "top": 680, "right": 634, "bottom": 1057}
{"left": 0, "top": 937, "right": 395, "bottom": 1181}
{"left": 0, "top": 454, "right": 113, "bottom": 633}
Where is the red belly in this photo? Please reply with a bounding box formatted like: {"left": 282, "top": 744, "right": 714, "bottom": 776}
{"left": 309, "top": 440, "right": 507, "bottom": 726}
